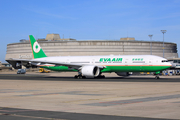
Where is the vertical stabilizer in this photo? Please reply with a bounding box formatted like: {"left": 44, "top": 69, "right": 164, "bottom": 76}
{"left": 29, "top": 35, "right": 47, "bottom": 59}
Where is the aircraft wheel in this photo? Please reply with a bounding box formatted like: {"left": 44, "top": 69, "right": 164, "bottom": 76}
{"left": 74, "top": 75, "right": 78, "bottom": 79}
{"left": 155, "top": 76, "right": 159, "bottom": 79}
{"left": 102, "top": 75, "right": 105, "bottom": 78}
{"left": 82, "top": 76, "right": 86, "bottom": 79}
{"left": 78, "top": 75, "right": 82, "bottom": 79}
{"left": 96, "top": 75, "right": 105, "bottom": 79}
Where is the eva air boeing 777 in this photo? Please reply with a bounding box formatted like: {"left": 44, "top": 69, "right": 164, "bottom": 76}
{"left": 7, "top": 35, "right": 172, "bottom": 79}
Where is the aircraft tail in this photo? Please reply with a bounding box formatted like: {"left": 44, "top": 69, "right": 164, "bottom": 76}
{"left": 29, "top": 35, "right": 47, "bottom": 59}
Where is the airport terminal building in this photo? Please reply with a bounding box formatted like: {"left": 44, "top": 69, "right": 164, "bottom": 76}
{"left": 5, "top": 34, "right": 178, "bottom": 60}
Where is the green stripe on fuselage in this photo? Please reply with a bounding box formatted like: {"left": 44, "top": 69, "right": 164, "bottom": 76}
{"left": 42, "top": 66, "right": 77, "bottom": 72}
{"left": 101, "top": 66, "right": 170, "bottom": 72}
{"left": 41, "top": 65, "right": 170, "bottom": 72}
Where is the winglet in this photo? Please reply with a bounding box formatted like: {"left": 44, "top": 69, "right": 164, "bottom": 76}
{"left": 29, "top": 35, "right": 47, "bottom": 59}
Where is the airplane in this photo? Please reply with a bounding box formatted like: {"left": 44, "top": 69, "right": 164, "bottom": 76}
{"left": 6, "top": 35, "right": 172, "bottom": 79}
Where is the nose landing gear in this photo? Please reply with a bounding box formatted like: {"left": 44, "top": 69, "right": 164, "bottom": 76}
{"left": 155, "top": 75, "right": 160, "bottom": 79}
{"left": 154, "top": 71, "right": 160, "bottom": 79}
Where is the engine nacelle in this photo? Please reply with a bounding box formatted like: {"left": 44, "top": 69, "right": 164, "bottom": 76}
{"left": 115, "top": 72, "right": 131, "bottom": 76}
{"left": 81, "top": 66, "right": 100, "bottom": 77}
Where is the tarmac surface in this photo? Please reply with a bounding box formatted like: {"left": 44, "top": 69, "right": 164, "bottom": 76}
{"left": 0, "top": 72, "right": 180, "bottom": 120}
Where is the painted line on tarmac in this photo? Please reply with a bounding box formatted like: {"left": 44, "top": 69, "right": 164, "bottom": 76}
{"left": 0, "top": 113, "right": 66, "bottom": 120}
{"left": 83, "top": 94, "right": 180, "bottom": 106}
{"left": 16, "top": 91, "right": 104, "bottom": 97}
{"left": 0, "top": 89, "right": 41, "bottom": 93}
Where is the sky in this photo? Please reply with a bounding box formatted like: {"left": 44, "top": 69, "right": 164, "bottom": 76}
{"left": 0, "top": 0, "right": 180, "bottom": 62}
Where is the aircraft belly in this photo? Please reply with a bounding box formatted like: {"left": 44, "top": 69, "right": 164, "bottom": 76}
{"left": 101, "top": 65, "right": 171, "bottom": 72}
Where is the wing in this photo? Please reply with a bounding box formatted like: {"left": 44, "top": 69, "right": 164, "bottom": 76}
{"left": 6, "top": 58, "right": 35, "bottom": 69}
{"left": 6, "top": 58, "right": 105, "bottom": 70}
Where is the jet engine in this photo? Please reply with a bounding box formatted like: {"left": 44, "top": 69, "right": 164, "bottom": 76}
{"left": 81, "top": 65, "right": 100, "bottom": 77}
{"left": 115, "top": 72, "right": 131, "bottom": 76}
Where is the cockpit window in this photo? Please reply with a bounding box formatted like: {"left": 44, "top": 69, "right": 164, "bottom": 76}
{"left": 162, "top": 60, "right": 168, "bottom": 62}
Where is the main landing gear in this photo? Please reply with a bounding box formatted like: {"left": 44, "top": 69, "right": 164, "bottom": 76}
{"left": 95, "top": 75, "right": 105, "bottom": 78}
{"left": 155, "top": 75, "right": 160, "bottom": 79}
{"left": 74, "top": 74, "right": 105, "bottom": 79}
{"left": 74, "top": 75, "right": 106, "bottom": 79}
{"left": 74, "top": 75, "right": 86, "bottom": 79}
{"left": 74, "top": 72, "right": 86, "bottom": 79}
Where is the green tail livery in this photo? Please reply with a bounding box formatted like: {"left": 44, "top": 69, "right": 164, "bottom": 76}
{"left": 29, "top": 35, "right": 47, "bottom": 59}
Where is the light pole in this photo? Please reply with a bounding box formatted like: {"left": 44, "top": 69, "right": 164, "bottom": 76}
{"left": 161, "top": 30, "right": 167, "bottom": 58}
{"left": 148, "top": 34, "right": 153, "bottom": 55}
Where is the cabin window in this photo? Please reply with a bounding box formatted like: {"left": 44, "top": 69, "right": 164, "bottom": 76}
{"left": 162, "top": 60, "right": 168, "bottom": 62}
{"left": 174, "top": 60, "right": 178, "bottom": 63}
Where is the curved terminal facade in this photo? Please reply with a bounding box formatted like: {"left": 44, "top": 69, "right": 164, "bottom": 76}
{"left": 5, "top": 35, "right": 178, "bottom": 60}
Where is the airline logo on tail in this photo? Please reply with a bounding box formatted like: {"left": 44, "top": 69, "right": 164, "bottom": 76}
{"left": 33, "top": 41, "right": 41, "bottom": 53}
{"left": 29, "top": 35, "right": 47, "bottom": 59}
